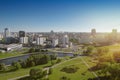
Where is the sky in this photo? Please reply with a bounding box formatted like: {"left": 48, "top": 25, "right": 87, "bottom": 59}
{"left": 0, "top": 0, "right": 120, "bottom": 32}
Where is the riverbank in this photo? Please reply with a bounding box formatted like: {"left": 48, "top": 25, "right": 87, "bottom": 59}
{"left": 0, "top": 51, "right": 74, "bottom": 65}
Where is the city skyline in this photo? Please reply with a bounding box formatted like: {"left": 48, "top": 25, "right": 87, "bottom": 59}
{"left": 1, "top": 0, "right": 120, "bottom": 32}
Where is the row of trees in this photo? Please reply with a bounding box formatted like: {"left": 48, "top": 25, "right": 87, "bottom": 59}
{"left": 0, "top": 63, "right": 7, "bottom": 71}
{"left": 29, "top": 68, "right": 47, "bottom": 79}
{"left": 29, "top": 67, "right": 71, "bottom": 80}
{"left": 18, "top": 54, "right": 57, "bottom": 69}
{"left": 87, "top": 45, "right": 120, "bottom": 80}
{"left": 0, "top": 53, "right": 57, "bottom": 72}
{"left": 29, "top": 68, "right": 52, "bottom": 80}
{"left": 11, "top": 54, "right": 50, "bottom": 70}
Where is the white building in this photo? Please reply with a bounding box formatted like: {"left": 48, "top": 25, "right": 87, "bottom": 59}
{"left": 36, "top": 37, "right": 46, "bottom": 46}
{"left": 52, "top": 38, "right": 58, "bottom": 47}
{"left": 0, "top": 44, "right": 22, "bottom": 51}
{"left": 20, "top": 37, "right": 28, "bottom": 44}
{"left": 62, "top": 35, "right": 69, "bottom": 48}
{"left": 0, "top": 34, "right": 3, "bottom": 40}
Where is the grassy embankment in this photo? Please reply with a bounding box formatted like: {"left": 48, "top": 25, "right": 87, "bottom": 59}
{"left": 49, "top": 56, "right": 96, "bottom": 80}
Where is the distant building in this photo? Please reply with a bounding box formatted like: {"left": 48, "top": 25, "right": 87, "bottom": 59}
{"left": 0, "top": 34, "right": 3, "bottom": 40}
{"left": 20, "top": 37, "right": 28, "bottom": 44}
{"left": 4, "top": 28, "right": 10, "bottom": 38}
{"left": 62, "top": 35, "right": 69, "bottom": 47}
{"left": 19, "top": 31, "right": 26, "bottom": 37}
{"left": 0, "top": 44, "right": 22, "bottom": 51}
{"left": 36, "top": 37, "right": 46, "bottom": 46}
{"left": 50, "top": 30, "right": 55, "bottom": 39}
{"left": 91, "top": 28, "right": 96, "bottom": 36}
{"left": 70, "top": 42, "right": 73, "bottom": 48}
{"left": 52, "top": 38, "right": 58, "bottom": 47}
{"left": 111, "top": 29, "right": 117, "bottom": 42}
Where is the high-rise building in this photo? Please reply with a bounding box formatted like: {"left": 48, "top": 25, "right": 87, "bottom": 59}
{"left": 36, "top": 37, "right": 46, "bottom": 45}
{"left": 62, "top": 34, "right": 69, "bottom": 47}
{"left": 91, "top": 28, "right": 96, "bottom": 36}
{"left": 19, "top": 31, "right": 26, "bottom": 37}
{"left": 52, "top": 38, "right": 58, "bottom": 47}
{"left": 50, "top": 30, "right": 55, "bottom": 39}
{"left": 4, "top": 28, "right": 10, "bottom": 38}
{"left": 0, "top": 33, "right": 3, "bottom": 40}
{"left": 111, "top": 29, "right": 117, "bottom": 42}
{"left": 20, "top": 37, "right": 28, "bottom": 44}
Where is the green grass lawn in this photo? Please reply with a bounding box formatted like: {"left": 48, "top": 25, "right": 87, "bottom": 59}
{"left": 99, "top": 43, "right": 120, "bottom": 52}
{"left": 0, "top": 62, "right": 51, "bottom": 80}
{"left": 0, "top": 48, "right": 29, "bottom": 59}
{"left": 0, "top": 52, "right": 24, "bottom": 59}
{"left": 0, "top": 56, "right": 97, "bottom": 80}
{"left": 49, "top": 56, "right": 96, "bottom": 80}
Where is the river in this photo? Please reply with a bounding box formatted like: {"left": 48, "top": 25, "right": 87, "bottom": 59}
{"left": 0, "top": 52, "right": 74, "bottom": 65}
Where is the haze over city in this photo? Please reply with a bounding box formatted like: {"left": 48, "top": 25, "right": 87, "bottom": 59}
{"left": 1, "top": 0, "right": 120, "bottom": 32}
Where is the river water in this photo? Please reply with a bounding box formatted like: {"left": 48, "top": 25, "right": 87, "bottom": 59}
{"left": 0, "top": 52, "right": 74, "bottom": 65}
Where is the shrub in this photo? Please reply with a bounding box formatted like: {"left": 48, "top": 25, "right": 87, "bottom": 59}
{"left": 49, "top": 68, "right": 53, "bottom": 75}
{"left": 60, "top": 76, "right": 70, "bottom": 80}
{"left": 0, "top": 63, "right": 7, "bottom": 71}
{"left": 113, "top": 51, "right": 120, "bottom": 62}
{"left": 42, "top": 70, "right": 48, "bottom": 76}
{"left": 56, "top": 58, "right": 62, "bottom": 63}
{"left": 12, "top": 62, "right": 21, "bottom": 70}
{"left": 29, "top": 68, "right": 43, "bottom": 79}
{"left": 82, "top": 46, "right": 95, "bottom": 56}
{"left": 31, "top": 61, "right": 35, "bottom": 67}
{"left": 61, "top": 65, "right": 79, "bottom": 73}
{"left": 29, "top": 48, "right": 35, "bottom": 53}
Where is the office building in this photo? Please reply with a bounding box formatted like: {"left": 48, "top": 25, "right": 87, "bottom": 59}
{"left": 20, "top": 37, "right": 28, "bottom": 44}
{"left": 36, "top": 37, "right": 46, "bottom": 45}
{"left": 19, "top": 31, "right": 26, "bottom": 37}
{"left": 91, "top": 28, "right": 96, "bottom": 36}
{"left": 62, "top": 34, "right": 69, "bottom": 47}
{"left": 52, "top": 38, "right": 58, "bottom": 47}
{"left": 4, "top": 28, "right": 10, "bottom": 38}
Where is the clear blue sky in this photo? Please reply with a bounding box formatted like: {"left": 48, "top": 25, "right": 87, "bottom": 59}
{"left": 0, "top": 0, "right": 120, "bottom": 32}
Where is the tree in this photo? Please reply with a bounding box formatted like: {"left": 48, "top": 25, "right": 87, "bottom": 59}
{"left": 29, "top": 68, "right": 43, "bottom": 79}
{"left": 42, "top": 70, "right": 48, "bottom": 77}
{"left": 35, "top": 48, "right": 40, "bottom": 52}
{"left": 21, "top": 61, "right": 27, "bottom": 68}
{"left": 49, "top": 68, "right": 53, "bottom": 75}
{"left": 108, "top": 63, "right": 120, "bottom": 79}
{"left": 61, "top": 65, "right": 79, "bottom": 73}
{"left": 98, "top": 62, "right": 120, "bottom": 80}
{"left": 56, "top": 58, "right": 62, "bottom": 63}
{"left": 12, "top": 62, "right": 21, "bottom": 70}
{"left": 113, "top": 51, "right": 120, "bottom": 62}
{"left": 29, "top": 48, "right": 35, "bottom": 53}
{"left": 70, "top": 38, "right": 79, "bottom": 45}
{"left": 83, "top": 46, "right": 94, "bottom": 56}
{"left": 96, "top": 47, "right": 109, "bottom": 57}
{"left": 50, "top": 54, "right": 57, "bottom": 60}
{"left": 31, "top": 61, "right": 35, "bottom": 67}
{"left": 0, "top": 63, "right": 7, "bottom": 71}
{"left": 16, "top": 62, "right": 21, "bottom": 70}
